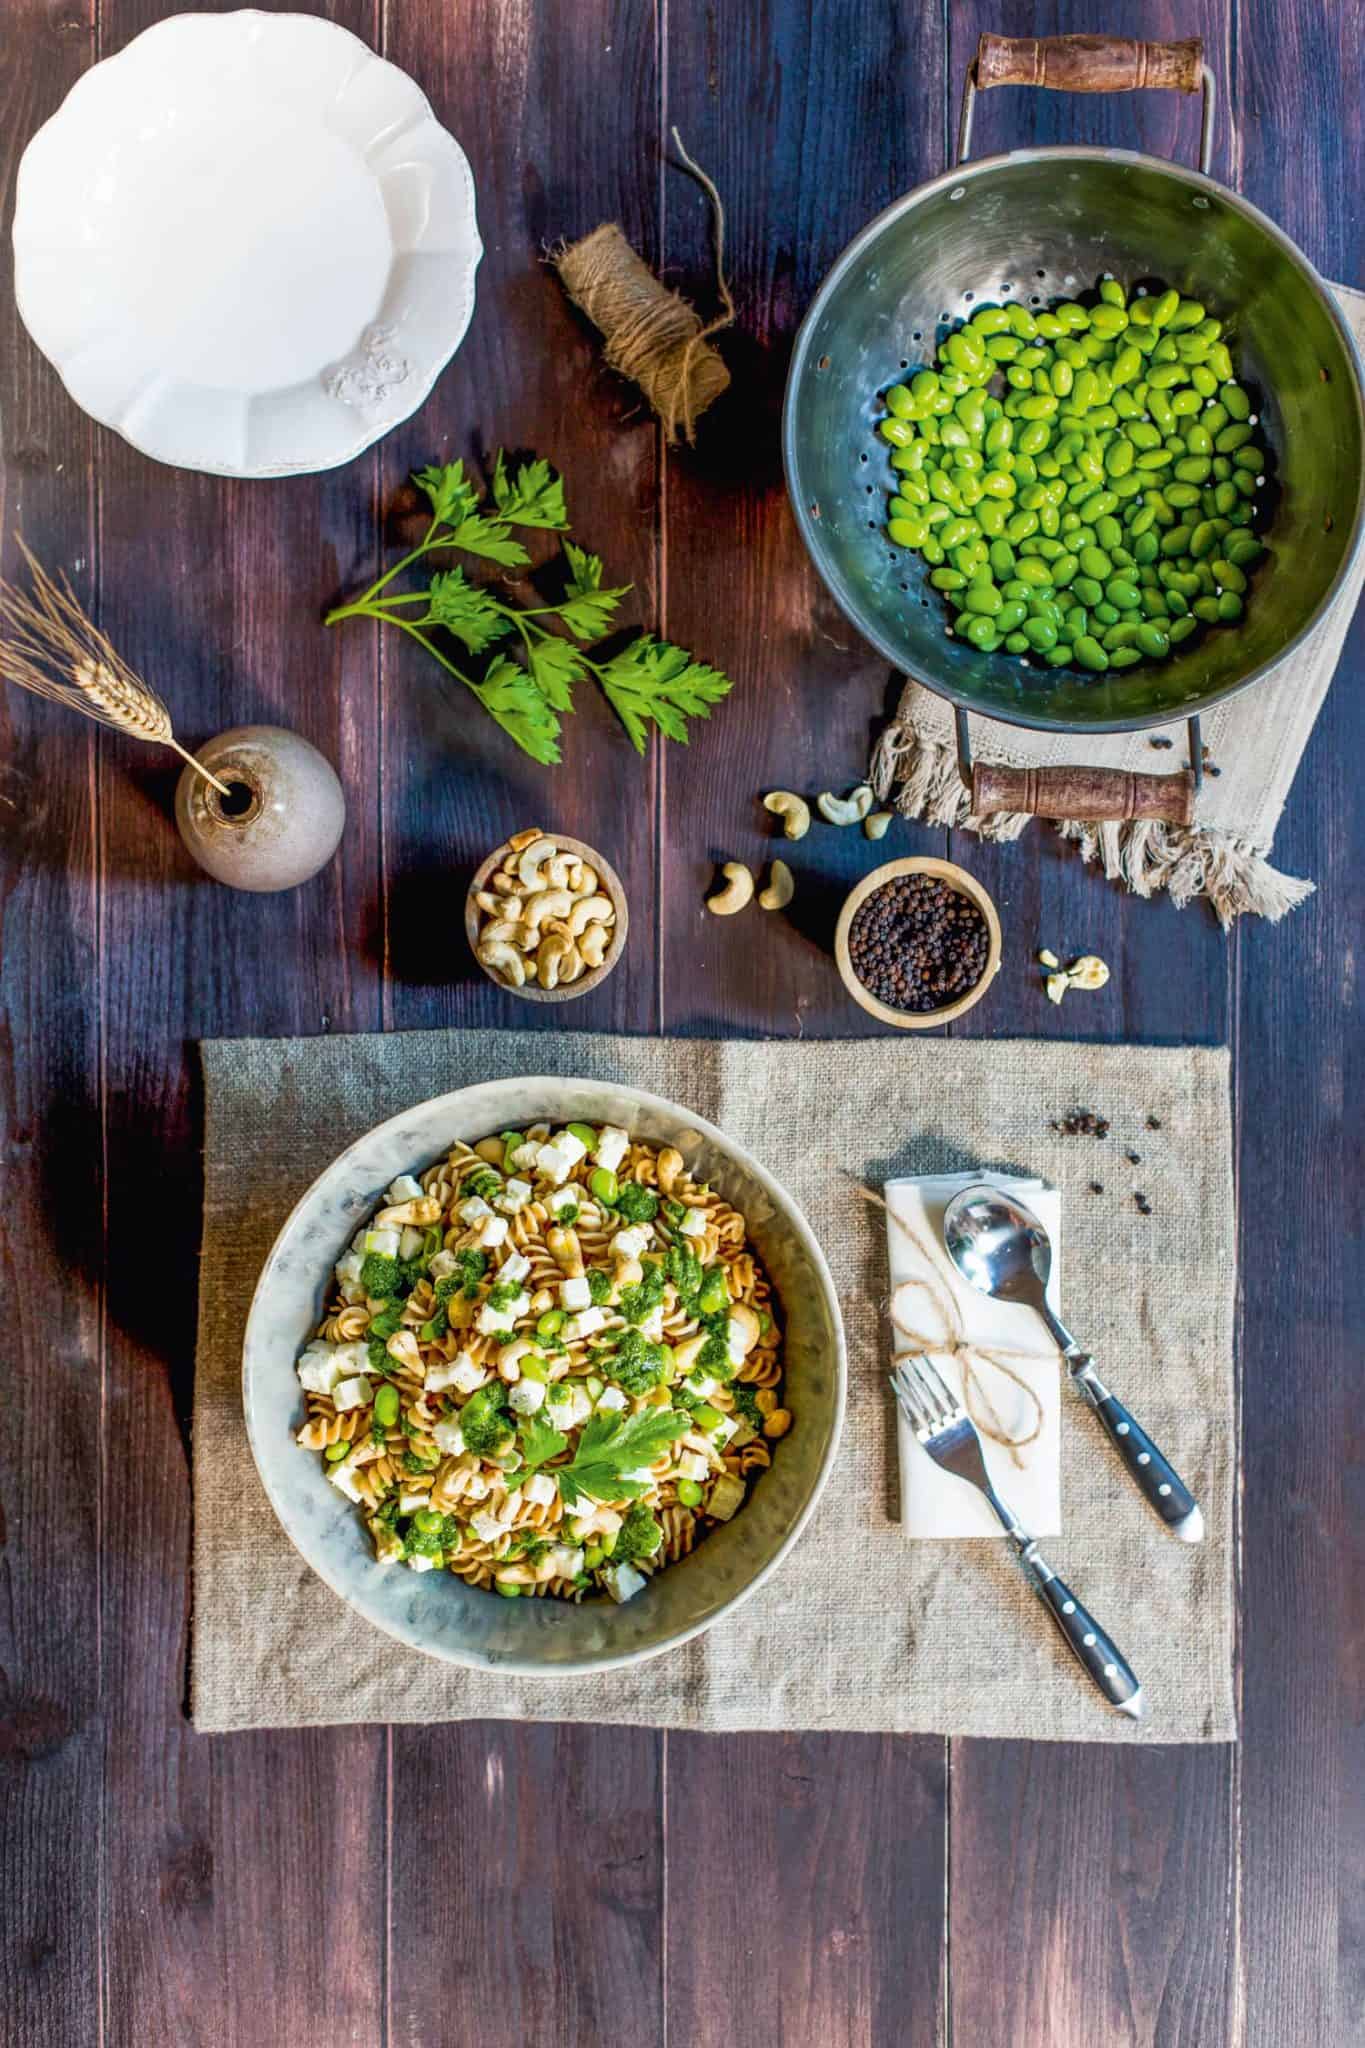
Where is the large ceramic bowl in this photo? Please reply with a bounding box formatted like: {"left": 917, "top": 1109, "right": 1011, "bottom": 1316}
{"left": 244, "top": 1079, "right": 846, "bottom": 1673}
{"left": 13, "top": 11, "right": 482, "bottom": 477}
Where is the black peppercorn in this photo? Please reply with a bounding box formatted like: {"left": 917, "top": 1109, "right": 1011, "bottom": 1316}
{"left": 847, "top": 873, "right": 989, "bottom": 1014}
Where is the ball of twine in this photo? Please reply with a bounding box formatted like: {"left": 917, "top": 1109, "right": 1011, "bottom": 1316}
{"left": 552, "top": 131, "right": 734, "bottom": 445}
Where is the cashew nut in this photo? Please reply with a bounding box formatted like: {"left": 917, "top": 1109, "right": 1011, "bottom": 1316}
{"left": 547, "top": 1226, "right": 584, "bottom": 1278}
{"left": 524, "top": 888, "right": 575, "bottom": 929}
{"left": 706, "top": 862, "right": 754, "bottom": 915}
{"left": 375, "top": 1196, "right": 443, "bottom": 1227}
{"left": 570, "top": 862, "right": 599, "bottom": 897}
{"left": 474, "top": 888, "right": 513, "bottom": 917}
{"left": 656, "top": 1146, "right": 684, "bottom": 1195}
{"left": 546, "top": 853, "right": 576, "bottom": 888}
{"left": 385, "top": 1329, "right": 424, "bottom": 1374}
{"left": 864, "top": 810, "right": 893, "bottom": 840}
{"left": 537, "top": 933, "right": 581, "bottom": 990}
{"left": 762, "top": 791, "right": 811, "bottom": 840}
{"left": 758, "top": 860, "right": 794, "bottom": 911}
{"left": 516, "top": 835, "right": 560, "bottom": 890}
{"left": 491, "top": 871, "right": 521, "bottom": 896}
{"left": 567, "top": 894, "right": 614, "bottom": 937}
{"left": 507, "top": 828, "right": 544, "bottom": 853}
{"left": 478, "top": 939, "right": 526, "bottom": 987}
{"left": 579, "top": 924, "right": 610, "bottom": 969}
{"left": 670, "top": 1333, "right": 709, "bottom": 1374}
{"left": 728, "top": 1303, "right": 761, "bottom": 1356}
{"left": 613, "top": 1254, "right": 643, "bottom": 1290}
{"left": 817, "top": 784, "right": 874, "bottom": 826}
{"left": 478, "top": 918, "right": 527, "bottom": 951}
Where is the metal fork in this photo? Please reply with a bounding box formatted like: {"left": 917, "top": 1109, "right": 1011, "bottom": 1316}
{"left": 892, "top": 1355, "right": 1143, "bottom": 1719}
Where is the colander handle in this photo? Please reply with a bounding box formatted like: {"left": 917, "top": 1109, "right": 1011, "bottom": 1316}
{"left": 958, "top": 33, "right": 1216, "bottom": 174}
{"left": 955, "top": 708, "right": 1202, "bottom": 825}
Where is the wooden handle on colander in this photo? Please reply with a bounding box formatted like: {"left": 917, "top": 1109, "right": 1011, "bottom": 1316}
{"left": 976, "top": 33, "right": 1204, "bottom": 94}
{"left": 971, "top": 763, "right": 1196, "bottom": 826}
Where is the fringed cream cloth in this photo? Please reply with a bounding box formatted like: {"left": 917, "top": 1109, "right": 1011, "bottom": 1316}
{"left": 872, "top": 282, "right": 1365, "bottom": 929}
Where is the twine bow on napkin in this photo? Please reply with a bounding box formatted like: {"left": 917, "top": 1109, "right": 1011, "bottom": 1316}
{"left": 861, "top": 1183, "right": 1052, "bottom": 1466}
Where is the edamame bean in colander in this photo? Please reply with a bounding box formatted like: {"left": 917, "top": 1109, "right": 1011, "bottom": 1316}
{"left": 876, "top": 278, "right": 1270, "bottom": 673}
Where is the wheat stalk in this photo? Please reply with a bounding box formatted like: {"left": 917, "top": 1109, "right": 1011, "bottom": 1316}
{"left": 0, "top": 539, "right": 230, "bottom": 795}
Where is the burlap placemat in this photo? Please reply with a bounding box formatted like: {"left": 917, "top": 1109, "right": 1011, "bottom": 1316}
{"left": 194, "top": 1029, "right": 1236, "bottom": 1742}
{"left": 872, "top": 282, "right": 1365, "bottom": 927}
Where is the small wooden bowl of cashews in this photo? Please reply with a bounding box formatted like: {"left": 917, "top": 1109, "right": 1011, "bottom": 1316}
{"left": 465, "top": 829, "right": 629, "bottom": 1001}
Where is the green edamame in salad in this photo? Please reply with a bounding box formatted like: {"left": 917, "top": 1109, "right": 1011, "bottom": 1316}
{"left": 875, "top": 277, "right": 1270, "bottom": 674}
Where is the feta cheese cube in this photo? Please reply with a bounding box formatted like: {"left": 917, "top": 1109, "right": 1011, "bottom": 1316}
{"left": 593, "top": 1125, "right": 630, "bottom": 1172}
{"left": 560, "top": 1274, "right": 592, "bottom": 1311}
{"left": 332, "top": 1340, "right": 371, "bottom": 1376}
{"left": 328, "top": 1459, "right": 364, "bottom": 1503}
{"left": 476, "top": 1214, "right": 509, "bottom": 1249}
{"left": 712, "top": 1414, "right": 739, "bottom": 1447}
{"left": 470, "top": 1510, "right": 505, "bottom": 1544}
{"left": 496, "top": 1178, "right": 533, "bottom": 1215}
{"left": 603, "top": 1561, "right": 646, "bottom": 1603}
{"left": 335, "top": 1250, "right": 365, "bottom": 1287}
{"left": 428, "top": 1350, "right": 483, "bottom": 1396}
{"left": 533, "top": 1142, "right": 575, "bottom": 1186}
{"left": 547, "top": 1184, "right": 582, "bottom": 1218}
{"left": 639, "top": 1306, "right": 665, "bottom": 1343}
{"left": 406, "top": 1553, "right": 436, "bottom": 1573}
{"left": 610, "top": 1224, "right": 653, "bottom": 1259}
{"left": 679, "top": 1207, "right": 707, "bottom": 1238}
{"left": 524, "top": 1472, "right": 558, "bottom": 1509}
{"left": 461, "top": 1471, "right": 490, "bottom": 1502}
{"left": 596, "top": 1385, "right": 629, "bottom": 1413}
{"left": 428, "top": 1248, "right": 458, "bottom": 1282}
{"left": 551, "top": 1130, "right": 588, "bottom": 1168}
{"left": 476, "top": 1301, "right": 517, "bottom": 1337}
{"left": 727, "top": 1316, "right": 749, "bottom": 1368}
{"left": 676, "top": 1449, "right": 709, "bottom": 1483}
{"left": 498, "top": 1249, "right": 531, "bottom": 1285}
{"left": 683, "top": 1371, "right": 719, "bottom": 1401}
{"left": 547, "top": 1544, "right": 585, "bottom": 1579}
{"left": 387, "top": 1174, "right": 425, "bottom": 1204}
{"left": 509, "top": 1377, "right": 547, "bottom": 1416}
{"left": 509, "top": 1140, "right": 542, "bottom": 1170}
{"left": 363, "top": 1226, "right": 401, "bottom": 1258}
{"left": 433, "top": 1419, "right": 466, "bottom": 1455}
{"left": 563, "top": 1306, "right": 607, "bottom": 1343}
{"left": 399, "top": 1225, "right": 424, "bottom": 1261}
{"left": 399, "top": 1489, "right": 429, "bottom": 1513}
{"left": 296, "top": 1345, "right": 343, "bottom": 1395}
{"left": 545, "top": 1382, "right": 594, "bottom": 1430}
{"left": 332, "top": 1375, "right": 373, "bottom": 1411}
{"left": 458, "top": 1195, "right": 491, "bottom": 1225}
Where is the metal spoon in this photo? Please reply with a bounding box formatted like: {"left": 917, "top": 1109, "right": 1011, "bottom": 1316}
{"left": 942, "top": 1184, "right": 1204, "bottom": 1543}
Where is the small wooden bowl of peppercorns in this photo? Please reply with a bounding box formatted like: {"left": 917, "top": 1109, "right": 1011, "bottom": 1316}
{"left": 834, "top": 858, "right": 1001, "bottom": 1029}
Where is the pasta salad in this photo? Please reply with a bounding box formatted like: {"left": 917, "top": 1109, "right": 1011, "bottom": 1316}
{"left": 294, "top": 1121, "right": 790, "bottom": 1602}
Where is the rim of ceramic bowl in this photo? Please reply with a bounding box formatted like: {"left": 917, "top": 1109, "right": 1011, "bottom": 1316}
{"left": 835, "top": 856, "right": 1002, "bottom": 1028}
{"left": 242, "top": 1078, "right": 848, "bottom": 1673}
{"left": 464, "top": 833, "right": 629, "bottom": 1001}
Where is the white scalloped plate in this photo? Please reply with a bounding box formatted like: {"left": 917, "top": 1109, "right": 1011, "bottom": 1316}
{"left": 12, "top": 11, "right": 482, "bottom": 477}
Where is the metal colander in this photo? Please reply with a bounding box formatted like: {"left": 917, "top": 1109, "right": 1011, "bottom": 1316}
{"left": 783, "top": 35, "right": 1364, "bottom": 808}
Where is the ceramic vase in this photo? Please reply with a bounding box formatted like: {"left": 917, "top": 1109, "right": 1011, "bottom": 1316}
{"left": 175, "top": 725, "right": 345, "bottom": 892}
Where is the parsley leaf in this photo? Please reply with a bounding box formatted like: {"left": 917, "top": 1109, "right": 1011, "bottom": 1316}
{"left": 413, "top": 461, "right": 480, "bottom": 528}
{"left": 527, "top": 634, "right": 586, "bottom": 711}
{"left": 448, "top": 513, "right": 530, "bottom": 569}
{"left": 555, "top": 1407, "right": 689, "bottom": 1508}
{"left": 492, "top": 452, "right": 570, "bottom": 530}
{"left": 596, "top": 637, "right": 734, "bottom": 754}
{"left": 425, "top": 568, "right": 513, "bottom": 653}
{"left": 563, "top": 539, "right": 604, "bottom": 593}
{"left": 519, "top": 1414, "right": 569, "bottom": 1469}
{"left": 557, "top": 581, "right": 630, "bottom": 643}
{"left": 470, "top": 655, "right": 563, "bottom": 766}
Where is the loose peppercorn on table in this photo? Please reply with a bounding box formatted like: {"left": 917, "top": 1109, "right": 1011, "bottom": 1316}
{"left": 2, "top": 4, "right": 1361, "bottom": 2045}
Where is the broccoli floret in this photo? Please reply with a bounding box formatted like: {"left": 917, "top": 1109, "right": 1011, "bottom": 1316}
{"left": 366, "top": 1335, "right": 395, "bottom": 1377}
{"left": 460, "top": 1382, "right": 515, "bottom": 1458}
{"left": 618, "top": 1259, "right": 666, "bottom": 1326}
{"left": 615, "top": 1501, "right": 664, "bottom": 1564}
{"left": 360, "top": 1251, "right": 399, "bottom": 1296}
{"left": 486, "top": 1278, "right": 526, "bottom": 1310}
{"left": 464, "top": 1167, "right": 502, "bottom": 1201}
{"left": 606, "top": 1328, "right": 669, "bottom": 1397}
{"left": 614, "top": 1181, "right": 659, "bottom": 1225}
{"left": 697, "top": 1331, "right": 733, "bottom": 1379}
{"left": 732, "top": 1383, "right": 764, "bottom": 1429}
{"left": 662, "top": 1199, "right": 687, "bottom": 1230}
{"left": 394, "top": 1255, "right": 427, "bottom": 1296}
{"left": 402, "top": 1510, "right": 462, "bottom": 1559}
{"left": 696, "top": 1265, "right": 730, "bottom": 1317}
{"left": 435, "top": 1249, "right": 487, "bottom": 1303}
{"left": 586, "top": 1267, "right": 613, "bottom": 1305}
{"left": 368, "top": 1304, "right": 405, "bottom": 1339}
{"left": 665, "top": 1242, "right": 704, "bottom": 1303}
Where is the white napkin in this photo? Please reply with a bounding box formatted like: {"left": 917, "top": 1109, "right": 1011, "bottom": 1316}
{"left": 887, "top": 1171, "right": 1062, "bottom": 1538}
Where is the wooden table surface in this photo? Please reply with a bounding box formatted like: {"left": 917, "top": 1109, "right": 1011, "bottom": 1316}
{"left": 2, "top": 3, "right": 1361, "bottom": 2043}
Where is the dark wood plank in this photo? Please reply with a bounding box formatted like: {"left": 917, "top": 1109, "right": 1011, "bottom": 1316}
{"left": 82, "top": 3, "right": 389, "bottom": 2040}
{"left": 665, "top": 1732, "right": 946, "bottom": 2048}
{"left": 0, "top": 8, "right": 103, "bottom": 2043}
{"left": 374, "top": 4, "right": 666, "bottom": 2040}
{"left": 940, "top": 8, "right": 1241, "bottom": 2047}
{"left": 1231, "top": 4, "right": 1365, "bottom": 2041}
{"left": 657, "top": 10, "right": 950, "bottom": 2047}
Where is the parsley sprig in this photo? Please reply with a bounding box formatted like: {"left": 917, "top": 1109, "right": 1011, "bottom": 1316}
{"left": 554, "top": 1407, "right": 689, "bottom": 1509}
{"left": 324, "top": 454, "right": 734, "bottom": 765}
